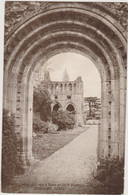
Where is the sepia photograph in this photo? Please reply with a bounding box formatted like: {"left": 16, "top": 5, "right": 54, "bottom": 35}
{"left": 1, "top": 1, "right": 128, "bottom": 194}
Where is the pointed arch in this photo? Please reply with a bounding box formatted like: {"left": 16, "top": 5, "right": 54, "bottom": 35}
{"left": 52, "top": 102, "right": 62, "bottom": 111}
{"left": 66, "top": 104, "right": 75, "bottom": 112}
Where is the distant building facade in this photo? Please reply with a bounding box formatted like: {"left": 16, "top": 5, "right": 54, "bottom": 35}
{"left": 43, "top": 69, "right": 84, "bottom": 126}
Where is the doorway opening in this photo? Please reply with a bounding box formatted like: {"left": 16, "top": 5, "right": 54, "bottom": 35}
{"left": 32, "top": 52, "right": 101, "bottom": 161}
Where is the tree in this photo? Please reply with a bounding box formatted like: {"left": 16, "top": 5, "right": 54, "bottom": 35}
{"left": 84, "top": 97, "right": 97, "bottom": 116}
{"left": 33, "top": 82, "right": 52, "bottom": 122}
{"left": 84, "top": 97, "right": 101, "bottom": 119}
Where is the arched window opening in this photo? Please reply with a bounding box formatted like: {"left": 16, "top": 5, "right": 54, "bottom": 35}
{"left": 51, "top": 84, "right": 53, "bottom": 93}
{"left": 69, "top": 83, "right": 72, "bottom": 91}
{"left": 55, "top": 83, "right": 59, "bottom": 91}
{"left": 65, "top": 84, "right": 67, "bottom": 91}
{"left": 74, "top": 83, "right": 76, "bottom": 92}
{"left": 67, "top": 95, "right": 71, "bottom": 99}
{"left": 54, "top": 95, "right": 58, "bottom": 99}
{"left": 60, "top": 83, "right": 63, "bottom": 92}
{"left": 53, "top": 103, "right": 60, "bottom": 111}
{"left": 66, "top": 104, "right": 75, "bottom": 114}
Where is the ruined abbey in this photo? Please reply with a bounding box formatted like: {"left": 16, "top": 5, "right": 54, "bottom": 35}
{"left": 43, "top": 69, "right": 84, "bottom": 126}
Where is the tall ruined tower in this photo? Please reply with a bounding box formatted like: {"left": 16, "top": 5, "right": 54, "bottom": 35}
{"left": 44, "top": 70, "right": 84, "bottom": 126}
{"left": 63, "top": 69, "right": 69, "bottom": 81}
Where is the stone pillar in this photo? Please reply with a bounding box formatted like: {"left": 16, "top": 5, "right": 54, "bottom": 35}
{"left": 19, "top": 83, "right": 28, "bottom": 166}
{"left": 119, "top": 76, "right": 126, "bottom": 158}
{"left": 18, "top": 77, "right": 35, "bottom": 166}
{"left": 3, "top": 71, "right": 8, "bottom": 110}
{"left": 110, "top": 78, "right": 120, "bottom": 157}
{"left": 99, "top": 80, "right": 109, "bottom": 158}
{"left": 4, "top": 72, "right": 17, "bottom": 114}
{"left": 26, "top": 80, "right": 33, "bottom": 161}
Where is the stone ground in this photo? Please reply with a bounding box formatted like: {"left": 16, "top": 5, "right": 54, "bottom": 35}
{"left": 3, "top": 125, "right": 98, "bottom": 194}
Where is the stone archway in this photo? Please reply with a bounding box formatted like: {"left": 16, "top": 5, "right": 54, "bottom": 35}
{"left": 3, "top": 2, "right": 127, "bottom": 165}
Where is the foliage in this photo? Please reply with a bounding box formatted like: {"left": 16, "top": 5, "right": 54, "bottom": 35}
{"left": 33, "top": 113, "right": 58, "bottom": 133}
{"left": 33, "top": 112, "right": 49, "bottom": 133}
{"left": 2, "top": 109, "right": 24, "bottom": 187}
{"left": 33, "top": 83, "right": 52, "bottom": 122}
{"left": 33, "top": 82, "right": 75, "bottom": 132}
{"left": 5, "top": 1, "right": 49, "bottom": 36}
{"left": 93, "top": 157, "right": 124, "bottom": 194}
{"left": 52, "top": 110, "right": 75, "bottom": 130}
{"left": 104, "top": 2, "right": 127, "bottom": 29}
{"left": 47, "top": 122, "right": 58, "bottom": 133}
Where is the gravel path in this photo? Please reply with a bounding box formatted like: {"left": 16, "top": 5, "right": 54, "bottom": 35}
{"left": 6, "top": 125, "right": 98, "bottom": 193}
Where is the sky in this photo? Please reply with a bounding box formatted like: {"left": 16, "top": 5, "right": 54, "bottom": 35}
{"left": 42, "top": 52, "right": 101, "bottom": 98}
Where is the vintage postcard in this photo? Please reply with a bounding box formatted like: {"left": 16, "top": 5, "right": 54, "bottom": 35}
{"left": 1, "top": 1, "right": 128, "bottom": 194}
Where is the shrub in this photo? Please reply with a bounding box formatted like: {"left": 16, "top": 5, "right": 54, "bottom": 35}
{"left": 33, "top": 113, "right": 49, "bottom": 133}
{"left": 52, "top": 110, "right": 75, "bottom": 130}
{"left": 33, "top": 113, "right": 58, "bottom": 133}
{"left": 2, "top": 109, "right": 24, "bottom": 187}
{"left": 94, "top": 157, "right": 124, "bottom": 194}
{"left": 47, "top": 122, "right": 58, "bottom": 133}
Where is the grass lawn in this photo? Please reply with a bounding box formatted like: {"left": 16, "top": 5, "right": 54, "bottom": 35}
{"left": 32, "top": 127, "right": 87, "bottom": 161}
